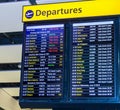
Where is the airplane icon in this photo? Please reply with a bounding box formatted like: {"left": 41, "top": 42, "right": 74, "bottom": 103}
{"left": 26, "top": 10, "right": 34, "bottom": 18}
{"left": 26, "top": 12, "right": 33, "bottom": 16}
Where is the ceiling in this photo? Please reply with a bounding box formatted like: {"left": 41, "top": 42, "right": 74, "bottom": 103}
{"left": 0, "top": 0, "right": 27, "bottom": 3}
{"left": 0, "top": 32, "right": 23, "bottom": 45}
{"left": 0, "top": 31, "right": 22, "bottom": 109}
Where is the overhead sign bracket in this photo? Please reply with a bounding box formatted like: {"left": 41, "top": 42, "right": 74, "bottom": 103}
{"left": 29, "top": 0, "right": 37, "bottom": 5}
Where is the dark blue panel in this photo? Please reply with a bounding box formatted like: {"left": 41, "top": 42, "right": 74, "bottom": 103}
{"left": 19, "top": 16, "right": 120, "bottom": 109}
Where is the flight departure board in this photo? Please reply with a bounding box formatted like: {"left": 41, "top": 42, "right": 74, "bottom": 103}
{"left": 71, "top": 21, "right": 114, "bottom": 97}
{"left": 20, "top": 18, "right": 120, "bottom": 108}
{"left": 22, "top": 24, "right": 64, "bottom": 98}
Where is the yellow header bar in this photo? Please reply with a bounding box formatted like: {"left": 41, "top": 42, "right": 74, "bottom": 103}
{"left": 23, "top": 0, "right": 120, "bottom": 22}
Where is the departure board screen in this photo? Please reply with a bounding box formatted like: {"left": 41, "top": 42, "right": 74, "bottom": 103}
{"left": 71, "top": 21, "right": 114, "bottom": 98}
{"left": 22, "top": 24, "right": 64, "bottom": 98}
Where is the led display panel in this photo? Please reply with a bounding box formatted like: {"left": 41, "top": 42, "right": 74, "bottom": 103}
{"left": 71, "top": 21, "right": 115, "bottom": 98}
{"left": 20, "top": 19, "right": 119, "bottom": 108}
{"left": 21, "top": 24, "right": 64, "bottom": 98}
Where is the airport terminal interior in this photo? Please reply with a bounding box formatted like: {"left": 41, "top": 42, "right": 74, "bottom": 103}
{"left": 0, "top": 0, "right": 120, "bottom": 110}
